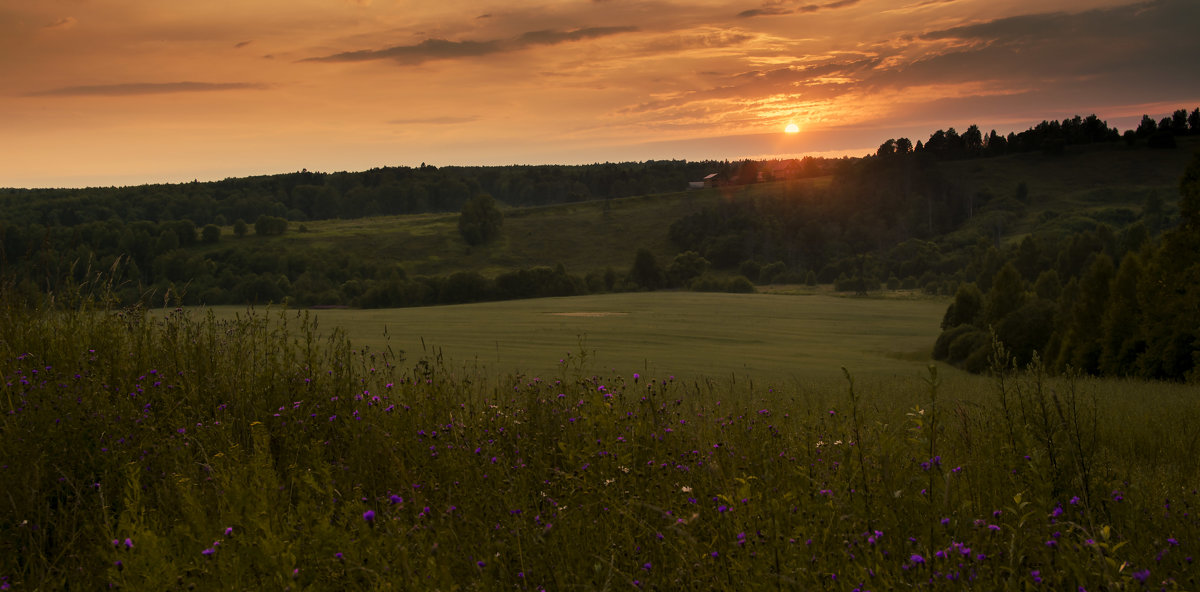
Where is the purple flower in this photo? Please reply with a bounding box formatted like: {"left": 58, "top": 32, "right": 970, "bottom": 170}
{"left": 363, "top": 510, "right": 376, "bottom": 523}
{"left": 124, "top": 538, "right": 133, "bottom": 549}
{"left": 335, "top": 552, "right": 344, "bottom": 560}
{"left": 910, "top": 553, "right": 925, "bottom": 564}
{"left": 224, "top": 527, "right": 233, "bottom": 537}
{"left": 1031, "top": 570, "right": 1042, "bottom": 583}
{"left": 201, "top": 547, "right": 215, "bottom": 556}
{"left": 642, "top": 562, "right": 652, "bottom": 571}
{"left": 1133, "top": 569, "right": 1150, "bottom": 583}
{"left": 476, "top": 560, "right": 486, "bottom": 567}
{"left": 389, "top": 494, "right": 403, "bottom": 504}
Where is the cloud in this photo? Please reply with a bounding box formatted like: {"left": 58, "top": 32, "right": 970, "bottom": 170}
{"left": 43, "top": 16, "right": 78, "bottom": 30}
{"left": 235, "top": 40, "right": 253, "bottom": 49}
{"left": 28, "top": 81, "right": 268, "bottom": 97}
{"left": 304, "top": 26, "right": 638, "bottom": 65}
{"left": 738, "top": 0, "right": 860, "bottom": 18}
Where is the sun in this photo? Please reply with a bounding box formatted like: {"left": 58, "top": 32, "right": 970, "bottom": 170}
{"left": 784, "top": 123, "right": 800, "bottom": 134}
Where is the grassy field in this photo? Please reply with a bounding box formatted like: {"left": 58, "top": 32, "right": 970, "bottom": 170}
{"left": 5, "top": 292, "right": 1199, "bottom": 590}
{"left": 212, "top": 290, "right": 950, "bottom": 385}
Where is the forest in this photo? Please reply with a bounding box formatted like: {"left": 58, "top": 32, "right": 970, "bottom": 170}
{"left": 2, "top": 107, "right": 1199, "bottom": 381}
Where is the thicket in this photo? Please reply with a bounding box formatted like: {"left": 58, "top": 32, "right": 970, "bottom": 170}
{"left": 934, "top": 150, "right": 1200, "bottom": 381}
{"left": 2, "top": 285, "right": 1198, "bottom": 589}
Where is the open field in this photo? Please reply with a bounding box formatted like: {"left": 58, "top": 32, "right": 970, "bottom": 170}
{"left": 211, "top": 290, "right": 950, "bottom": 385}
{"left": 5, "top": 293, "right": 1199, "bottom": 589}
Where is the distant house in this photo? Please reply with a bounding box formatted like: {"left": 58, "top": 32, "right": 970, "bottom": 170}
{"left": 689, "top": 173, "right": 720, "bottom": 189}
{"left": 761, "top": 159, "right": 802, "bottom": 182}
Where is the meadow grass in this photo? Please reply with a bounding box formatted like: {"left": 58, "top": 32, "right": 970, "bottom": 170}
{"left": 209, "top": 290, "right": 950, "bottom": 385}
{"left": 2, "top": 290, "right": 1198, "bottom": 590}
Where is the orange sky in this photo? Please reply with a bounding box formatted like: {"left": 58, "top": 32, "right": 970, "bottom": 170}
{"left": 3, "top": 0, "right": 1198, "bottom": 188}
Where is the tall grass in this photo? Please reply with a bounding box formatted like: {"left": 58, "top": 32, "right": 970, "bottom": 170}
{"left": 1, "top": 282, "right": 1196, "bottom": 590}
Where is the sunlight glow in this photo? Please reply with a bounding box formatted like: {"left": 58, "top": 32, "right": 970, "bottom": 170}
{"left": 784, "top": 123, "right": 800, "bottom": 134}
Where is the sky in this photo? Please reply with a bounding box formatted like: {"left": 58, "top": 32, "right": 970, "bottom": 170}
{"left": 3, "top": 0, "right": 1199, "bottom": 189}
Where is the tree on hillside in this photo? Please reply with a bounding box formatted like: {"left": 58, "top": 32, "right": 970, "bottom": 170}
{"left": 1134, "top": 151, "right": 1200, "bottom": 380}
{"left": 458, "top": 194, "right": 503, "bottom": 246}
{"left": 1054, "top": 253, "right": 1115, "bottom": 373}
{"left": 983, "top": 263, "right": 1026, "bottom": 327}
{"left": 1098, "top": 252, "right": 1144, "bottom": 376}
{"left": 630, "top": 248, "right": 664, "bottom": 290}
{"left": 201, "top": 224, "right": 221, "bottom": 244}
{"left": 254, "top": 215, "right": 288, "bottom": 236}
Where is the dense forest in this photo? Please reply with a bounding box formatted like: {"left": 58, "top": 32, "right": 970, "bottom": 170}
{"left": 2, "top": 108, "right": 1198, "bottom": 379}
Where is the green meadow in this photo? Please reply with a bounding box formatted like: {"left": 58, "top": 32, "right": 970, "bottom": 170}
{"left": 216, "top": 290, "right": 947, "bottom": 384}
{"left": 5, "top": 288, "right": 1198, "bottom": 589}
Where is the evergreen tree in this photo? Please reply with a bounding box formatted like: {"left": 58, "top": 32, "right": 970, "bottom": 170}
{"left": 1098, "top": 253, "right": 1143, "bottom": 376}
{"left": 1055, "top": 253, "right": 1115, "bottom": 373}
{"left": 983, "top": 263, "right": 1026, "bottom": 327}
{"left": 941, "top": 282, "right": 983, "bottom": 330}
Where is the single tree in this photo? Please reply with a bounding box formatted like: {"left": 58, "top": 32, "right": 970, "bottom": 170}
{"left": 630, "top": 248, "right": 664, "bottom": 290}
{"left": 201, "top": 224, "right": 221, "bottom": 244}
{"left": 458, "top": 194, "right": 503, "bottom": 246}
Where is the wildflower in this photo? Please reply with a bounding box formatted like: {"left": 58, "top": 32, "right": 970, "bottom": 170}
{"left": 477, "top": 560, "right": 486, "bottom": 567}
{"left": 363, "top": 510, "right": 376, "bottom": 523}
{"left": 202, "top": 547, "right": 215, "bottom": 556}
{"left": 124, "top": 538, "right": 133, "bottom": 549}
{"left": 1031, "top": 570, "right": 1042, "bottom": 583}
{"left": 910, "top": 554, "right": 925, "bottom": 564}
{"left": 1132, "top": 569, "right": 1150, "bottom": 583}
{"left": 642, "top": 562, "right": 652, "bottom": 571}
{"left": 987, "top": 524, "right": 1001, "bottom": 532}
{"left": 224, "top": 527, "right": 234, "bottom": 537}
{"left": 1168, "top": 538, "right": 1179, "bottom": 546}
{"left": 390, "top": 494, "right": 403, "bottom": 505}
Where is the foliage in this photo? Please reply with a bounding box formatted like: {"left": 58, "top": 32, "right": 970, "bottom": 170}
{"left": 458, "top": 193, "right": 503, "bottom": 246}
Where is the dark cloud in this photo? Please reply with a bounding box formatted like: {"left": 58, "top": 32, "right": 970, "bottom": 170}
{"left": 234, "top": 40, "right": 253, "bottom": 48}
{"left": 306, "top": 26, "right": 638, "bottom": 65}
{"left": 738, "top": 0, "right": 860, "bottom": 18}
{"left": 27, "top": 81, "right": 268, "bottom": 97}
{"left": 875, "top": 0, "right": 1200, "bottom": 91}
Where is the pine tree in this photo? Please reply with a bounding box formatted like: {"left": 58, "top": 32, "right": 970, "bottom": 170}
{"left": 983, "top": 263, "right": 1026, "bottom": 327}
{"left": 1098, "top": 253, "right": 1144, "bottom": 376}
{"left": 1056, "top": 254, "right": 1115, "bottom": 373}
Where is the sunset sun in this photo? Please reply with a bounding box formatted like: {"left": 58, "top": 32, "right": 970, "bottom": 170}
{"left": 784, "top": 123, "right": 800, "bottom": 134}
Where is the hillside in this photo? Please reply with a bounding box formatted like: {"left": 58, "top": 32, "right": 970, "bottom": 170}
{"left": 1, "top": 107, "right": 1197, "bottom": 312}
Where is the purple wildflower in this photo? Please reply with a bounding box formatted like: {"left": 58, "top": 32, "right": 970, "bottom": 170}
{"left": 363, "top": 510, "right": 376, "bottom": 523}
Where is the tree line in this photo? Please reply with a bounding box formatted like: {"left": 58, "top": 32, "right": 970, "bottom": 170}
{"left": 933, "top": 151, "right": 1200, "bottom": 381}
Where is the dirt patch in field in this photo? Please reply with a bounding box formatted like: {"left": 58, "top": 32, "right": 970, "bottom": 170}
{"left": 546, "top": 312, "right": 629, "bottom": 317}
